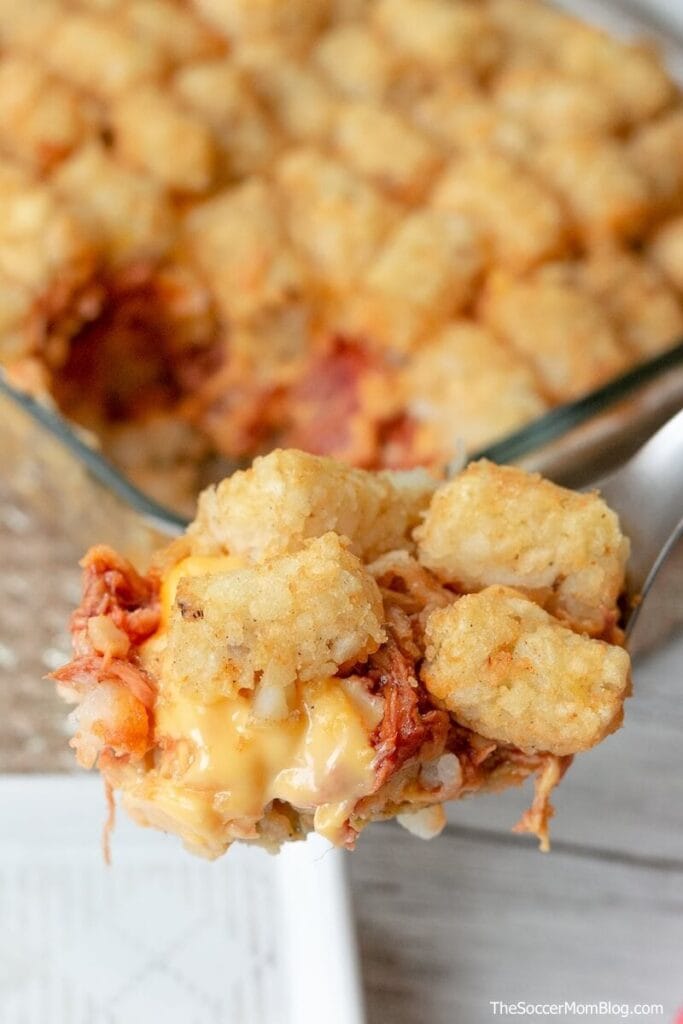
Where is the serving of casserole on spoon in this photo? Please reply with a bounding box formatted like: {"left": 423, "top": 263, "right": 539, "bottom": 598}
{"left": 52, "top": 447, "right": 638, "bottom": 858}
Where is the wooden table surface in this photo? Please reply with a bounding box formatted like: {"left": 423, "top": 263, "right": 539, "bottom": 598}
{"left": 351, "top": 635, "right": 683, "bottom": 1023}
{"left": 2, "top": 394, "right": 682, "bottom": 1024}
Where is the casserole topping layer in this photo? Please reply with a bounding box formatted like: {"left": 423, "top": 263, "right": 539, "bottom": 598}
{"left": 2, "top": 0, "right": 683, "bottom": 508}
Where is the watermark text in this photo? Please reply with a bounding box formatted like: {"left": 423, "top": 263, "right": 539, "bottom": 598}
{"left": 489, "top": 1001, "right": 664, "bottom": 1018}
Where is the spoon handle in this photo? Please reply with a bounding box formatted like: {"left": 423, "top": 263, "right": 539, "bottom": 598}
{"left": 597, "top": 408, "right": 683, "bottom": 635}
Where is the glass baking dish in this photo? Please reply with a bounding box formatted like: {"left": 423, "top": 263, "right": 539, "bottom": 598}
{"left": 1, "top": 0, "right": 682, "bottom": 664}
{"left": 473, "top": 0, "right": 683, "bottom": 487}
{"left": 8, "top": 0, "right": 683, "bottom": 506}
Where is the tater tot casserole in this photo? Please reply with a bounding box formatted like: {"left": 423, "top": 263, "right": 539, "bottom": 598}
{"left": 2, "top": 0, "right": 683, "bottom": 507}
{"left": 54, "top": 452, "right": 631, "bottom": 857}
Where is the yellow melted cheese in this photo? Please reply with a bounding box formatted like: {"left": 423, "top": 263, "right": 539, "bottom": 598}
{"left": 154, "top": 677, "right": 378, "bottom": 842}
{"left": 133, "top": 554, "right": 381, "bottom": 853}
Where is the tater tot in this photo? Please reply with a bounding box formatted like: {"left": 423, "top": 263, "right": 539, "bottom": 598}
{"left": 241, "top": 46, "right": 337, "bottom": 142}
{"left": 412, "top": 80, "right": 528, "bottom": 156}
{"left": 534, "top": 137, "right": 654, "bottom": 243}
{"left": 276, "top": 148, "right": 399, "bottom": 289}
{"left": 183, "top": 179, "right": 308, "bottom": 320}
{"left": 345, "top": 210, "right": 482, "bottom": 351}
{"left": 480, "top": 269, "right": 628, "bottom": 401}
{"left": 0, "top": 55, "right": 95, "bottom": 172}
{"left": 578, "top": 249, "right": 683, "bottom": 359}
{"left": 432, "top": 152, "right": 567, "bottom": 272}
{"left": 118, "top": 0, "right": 221, "bottom": 63}
{"left": 491, "top": 0, "right": 672, "bottom": 123}
{"left": 189, "top": 447, "right": 436, "bottom": 562}
{"left": 0, "top": 158, "right": 94, "bottom": 304}
{"left": 162, "top": 533, "right": 385, "bottom": 701}
{"left": 422, "top": 586, "right": 630, "bottom": 756}
{"left": 493, "top": 67, "right": 622, "bottom": 138}
{"left": 373, "top": 0, "right": 501, "bottom": 75}
{"left": 333, "top": 102, "right": 441, "bottom": 201}
{"left": 0, "top": 0, "right": 61, "bottom": 51}
{"left": 52, "top": 142, "right": 177, "bottom": 265}
{"left": 173, "top": 60, "right": 278, "bottom": 178}
{"left": 629, "top": 110, "right": 683, "bottom": 209}
{"left": 194, "top": 0, "right": 330, "bottom": 47}
{"left": 489, "top": 0, "right": 578, "bottom": 52}
{"left": 46, "top": 12, "right": 166, "bottom": 97}
{"left": 416, "top": 460, "right": 629, "bottom": 636}
{"left": 313, "top": 23, "right": 395, "bottom": 101}
{"left": 112, "top": 87, "right": 215, "bottom": 193}
{"left": 401, "top": 321, "right": 546, "bottom": 456}
{"left": 557, "top": 29, "right": 673, "bottom": 124}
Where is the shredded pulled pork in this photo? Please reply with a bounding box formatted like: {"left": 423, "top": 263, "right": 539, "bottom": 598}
{"left": 51, "top": 546, "right": 160, "bottom": 768}
{"left": 513, "top": 753, "right": 573, "bottom": 852}
{"left": 368, "top": 549, "right": 453, "bottom": 636}
{"left": 53, "top": 654, "right": 157, "bottom": 710}
{"left": 361, "top": 558, "right": 573, "bottom": 849}
{"left": 70, "top": 544, "right": 160, "bottom": 655}
{"left": 369, "top": 635, "right": 450, "bottom": 790}
{"left": 51, "top": 264, "right": 220, "bottom": 427}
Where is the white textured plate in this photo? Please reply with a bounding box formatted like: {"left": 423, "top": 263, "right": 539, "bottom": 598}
{"left": 0, "top": 775, "right": 365, "bottom": 1024}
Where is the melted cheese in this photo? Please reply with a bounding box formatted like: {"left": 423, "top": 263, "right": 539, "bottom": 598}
{"left": 135, "top": 553, "right": 383, "bottom": 852}
{"left": 153, "top": 676, "right": 380, "bottom": 846}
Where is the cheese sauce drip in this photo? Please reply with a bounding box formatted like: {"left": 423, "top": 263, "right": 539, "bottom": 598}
{"left": 132, "top": 555, "right": 382, "bottom": 855}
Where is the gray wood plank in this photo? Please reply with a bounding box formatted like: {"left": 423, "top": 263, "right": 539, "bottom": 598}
{"left": 350, "top": 824, "right": 683, "bottom": 1024}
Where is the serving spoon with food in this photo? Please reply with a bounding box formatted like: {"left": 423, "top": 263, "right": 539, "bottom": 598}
{"left": 0, "top": 370, "right": 681, "bottom": 644}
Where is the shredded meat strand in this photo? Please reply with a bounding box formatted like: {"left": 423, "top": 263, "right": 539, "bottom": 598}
{"left": 103, "top": 778, "right": 116, "bottom": 867}
{"left": 369, "top": 635, "right": 450, "bottom": 790}
{"left": 363, "top": 570, "right": 573, "bottom": 850}
{"left": 52, "top": 654, "right": 157, "bottom": 709}
{"left": 513, "top": 754, "right": 573, "bottom": 851}
{"left": 70, "top": 544, "right": 160, "bottom": 656}
{"left": 49, "top": 546, "right": 162, "bottom": 772}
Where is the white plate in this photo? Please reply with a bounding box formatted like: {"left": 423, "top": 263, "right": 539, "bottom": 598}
{"left": 0, "top": 775, "right": 365, "bottom": 1024}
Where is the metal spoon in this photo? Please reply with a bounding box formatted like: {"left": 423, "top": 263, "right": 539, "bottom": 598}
{"left": 597, "top": 407, "right": 683, "bottom": 639}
